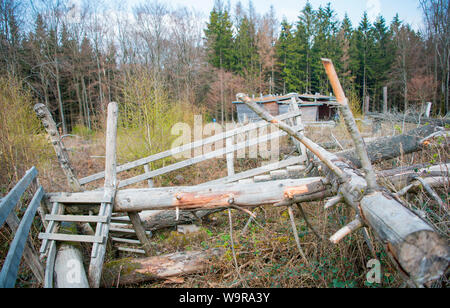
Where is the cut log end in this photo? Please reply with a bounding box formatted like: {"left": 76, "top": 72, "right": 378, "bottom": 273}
{"left": 394, "top": 230, "right": 450, "bottom": 286}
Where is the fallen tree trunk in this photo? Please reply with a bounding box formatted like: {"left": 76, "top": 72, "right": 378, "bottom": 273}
{"left": 367, "top": 112, "right": 450, "bottom": 127}
{"left": 101, "top": 248, "right": 224, "bottom": 287}
{"left": 47, "top": 177, "right": 328, "bottom": 212}
{"left": 336, "top": 125, "right": 441, "bottom": 168}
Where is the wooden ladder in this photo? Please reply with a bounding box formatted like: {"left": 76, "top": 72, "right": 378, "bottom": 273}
{"left": 39, "top": 102, "right": 119, "bottom": 288}
{"left": 38, "top": 200, "right": 113, "bottom": 287}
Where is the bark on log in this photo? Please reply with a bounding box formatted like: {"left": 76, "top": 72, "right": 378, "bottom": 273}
{"left": 336, "top": 125, "right": 442, "bottom": 168}
{"left": 34, "top": 103, "right": 81, "bottom": 192}
{"left": 101, "top": 248, "right": 224, "bottom": 287}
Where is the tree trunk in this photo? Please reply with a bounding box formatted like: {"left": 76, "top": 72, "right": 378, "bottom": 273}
{"left": 336, "top": 125, "right": 441, "bottom": 168}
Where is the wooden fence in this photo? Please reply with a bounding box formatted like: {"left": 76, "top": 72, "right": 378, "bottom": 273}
{"left": 0, "top": 167, "right": 44, "bottom": 288}
{"left": 79, "top": 100, "right": 305, "bottom": 189}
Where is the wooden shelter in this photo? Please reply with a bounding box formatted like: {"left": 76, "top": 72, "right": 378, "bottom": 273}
{"left": 233, "top": 93, "right": 338, "bottom": 123}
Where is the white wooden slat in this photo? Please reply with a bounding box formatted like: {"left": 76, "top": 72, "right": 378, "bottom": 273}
{"left": 202, "top": 156, "right": 303, "bottom": 185}
{"left": 79, "top": 111, "right": 301, "bottom": 185}
{"left": 39, "top": 202, "right": 62, "bottom": 255}
{"left": 45, "top": 214, "right": 109, "bottom": 223}
{"left": 118, "top": 124, "right": 303, "bottom": 188}
{"left": 38, "top": 233, "right": 105, "bottom": 243}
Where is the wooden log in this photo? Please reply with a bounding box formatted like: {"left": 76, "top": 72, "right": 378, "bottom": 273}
{"left": 336, "top": 125, "right": 441, "bottom": 168}
{"left": 101, "top": 248, "right": 224, "bottom": 287}
{"left": 47, "top": 177, "right": 326, "bottom": 212}
{"left": 0, "top": 187, "right": 45, "bottom": 287}
{"left": 54, "top": 244, "right": 89, "bottom": 288}
{"left": 118, "top": 123, "right": 303, "bottom": 188}
{"left": 360, "top": 192, "right": 449, "bottom": 285}
{"left": 34, "top": 104, "right": 81, "bottom": 191}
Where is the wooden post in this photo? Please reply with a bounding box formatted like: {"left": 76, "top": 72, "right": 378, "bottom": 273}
{"left": 226, "top": 137, "right": 235, "bottom": 176}
{"left": 127, "top": 212, "right": 153, "bottom": 256}
{"left": 383, "top": 86, "right": 388, "bottom": 114}
{"left": 34, "top": 104, "right": 81, "bottom": 192}
{"left": 88, "top": 102, "right": 118, "bottom": 288}
{"left": 288, "top": 98, "right": 307, "bottom": 162}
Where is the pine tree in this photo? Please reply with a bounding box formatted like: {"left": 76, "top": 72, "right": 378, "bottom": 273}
{"left": 204, "top": 1, "right": 234, "bottom": 71}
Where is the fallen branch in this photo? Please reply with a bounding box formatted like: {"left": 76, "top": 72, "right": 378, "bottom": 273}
{"left": 101, "top": 249, "right": 224, "bottom": 287}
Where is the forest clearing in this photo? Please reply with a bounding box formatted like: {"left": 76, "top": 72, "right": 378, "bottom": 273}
{"left": 0, "top": 0, "right": 449, "bottom": 289}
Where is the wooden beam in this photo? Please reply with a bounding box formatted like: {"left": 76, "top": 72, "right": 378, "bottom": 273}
{"left": 79, "top": 111, "right": 301, "bottom": 185}
{"left": 34, "top": 104, "right": 81, "bottom": 191}
{"left": 127, "top": 212, "right": 153, "bottom": 256}
{"left": 48, "top": 177, "right": 325, "bottom": 212}
{"left": 88, "top": 102, "right": 118, "bottom": 288}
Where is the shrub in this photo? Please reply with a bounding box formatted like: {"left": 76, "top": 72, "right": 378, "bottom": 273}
{"left": 117, "top": 71, "right": 198, "bottom": 169}
{"left": 0, "top": 76, "right": 51, "bottom": 190}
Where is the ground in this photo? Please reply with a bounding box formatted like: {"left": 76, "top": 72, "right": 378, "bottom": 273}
{"left": 2, "top": 119, "right": 448, "bottom": 288}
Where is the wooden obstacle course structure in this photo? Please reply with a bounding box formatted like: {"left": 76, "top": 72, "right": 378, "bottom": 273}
{"left": 20, "top": 59, "right": 450, "bottom": 288}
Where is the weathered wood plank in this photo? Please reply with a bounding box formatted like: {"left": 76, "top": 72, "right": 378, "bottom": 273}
{"left": 38, "top": 233, "right": 105, "bottom": 243}
{"left": 34, "top": 104, "right": 82, "bottom": 191}
{"left": 39, "top": 202, "right": 62, "bottom": 255}
{"left": 79, "top": 111, "right": 301, "bottom": 185}
{"left": 118, "top": 124, "right": 303, "bottom": 188}
{"left": 88, "top": 102, "right": 118, "bottom": 288}
{"left": 0, "top": 187, "right": 44, "bottom": 288}
{"left": 0, "top": 167, "right": 37, "bottom": 228}
{"left": 45, "top": 214, "right": 109, "bottom": 223}
{"left": 128, "top": 212, "right": 153, "bottom": 256}
{"left": 202, "top": 156, "right": 304, "bottom": 185}
{"left": 239, "top": 86, "right": 450, "bottom": 286}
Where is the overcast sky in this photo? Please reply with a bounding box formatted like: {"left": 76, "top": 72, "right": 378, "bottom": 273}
{"left": 139, "top": 0, "right": 424, "bottom": 29}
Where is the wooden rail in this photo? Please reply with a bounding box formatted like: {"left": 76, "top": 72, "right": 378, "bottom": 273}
{"left": 79, "top": 110, "right": 302, "bottom": 187}
{"left": 0, "top": 167, "right": 45, "bottom": 288}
